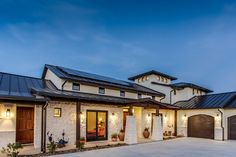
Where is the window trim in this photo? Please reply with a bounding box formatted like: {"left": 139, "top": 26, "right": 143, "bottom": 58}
{"left": 137, "top": 93, "right": 142, "bottom": 99}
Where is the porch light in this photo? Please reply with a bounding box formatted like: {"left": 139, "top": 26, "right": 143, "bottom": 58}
{"left": 184, "top": 114, "right": 187, "bottom": 117}
{"left": 112, "top": 112, "right": 115, "bottom": 116}
{"left": 6, "top": 109, "right": 11, "bottom": 118}
{"left": 132, "top": 109, "right": 134, "bottom": 114}
{"left": 148, "top": 114, "right": 151, "bottom": 117}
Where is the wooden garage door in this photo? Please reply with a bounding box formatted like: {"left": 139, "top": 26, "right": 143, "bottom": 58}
{"left": 16, "top": 107, "right": 34, "bottom": 144}
{"left": 228, "top": 116, "right": 236, "bottom": 140}
{"left": 188, "top": 114, "right": 214, "bottom": 139}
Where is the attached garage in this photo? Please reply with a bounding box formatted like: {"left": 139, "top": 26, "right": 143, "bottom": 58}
{"left": 188, "top": 114, "right": 214, "bottom": 139}
{"left": 228, "top": 115, "right": 236, "bottom": 140}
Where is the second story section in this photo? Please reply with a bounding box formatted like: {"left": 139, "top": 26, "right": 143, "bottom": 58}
{"left": 42, "top": 65, "right": 165, "bottom": 100}
{"left": 129, "top": 70, "right": 213, "bottom": 104}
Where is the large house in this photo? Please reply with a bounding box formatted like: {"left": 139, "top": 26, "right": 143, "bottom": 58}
{"left": 0, "top": 64, "right": 236, "bottom": 152}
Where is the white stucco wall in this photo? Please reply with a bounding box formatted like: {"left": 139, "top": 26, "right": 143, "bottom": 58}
{"left": 45, "top": 69, "right": 64, "bottom": 89}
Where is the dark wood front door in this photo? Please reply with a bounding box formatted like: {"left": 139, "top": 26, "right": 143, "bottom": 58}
{"left": 228, "top": 115, "right": 236, "bottom": 140}
{"left": 123, "top": 111, "right": 128, "bottom": 130}
{"left": 188, "top": 114, "right": 214, "bottom": 139}
{"left": 16, "top": 107, "right": 34, "bottom": 144}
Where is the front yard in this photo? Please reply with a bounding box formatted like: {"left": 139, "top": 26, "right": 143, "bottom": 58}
{"left": 53, "top": 138, "right": 236, "bottom": 157}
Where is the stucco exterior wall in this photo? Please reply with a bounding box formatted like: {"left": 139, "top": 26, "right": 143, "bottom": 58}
{"left": 0, "top": 104, "right": 16, "bottom": 148}
{"left": 45, "top": 69, "right": 64, "bottom": 89}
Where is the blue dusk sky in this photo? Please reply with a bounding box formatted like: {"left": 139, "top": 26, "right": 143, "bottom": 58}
{"left": 0, "top": 0, "right": 236, "bottom": 93}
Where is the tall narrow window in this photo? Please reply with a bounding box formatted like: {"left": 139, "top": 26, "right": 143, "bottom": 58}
{"left": 152, "top": 96, "right": 155, "bottom": 100}
{"left": 120, "top": 91, "right": 125, "bottom": 97}
{"left": 98, "top": 87, "right": 105, "bottom": 94}
{"left": 72, "top": 83, "right": 80, "bottom": 91}
{"left": 138, "top": 93, "right": 142, "bottom": 99}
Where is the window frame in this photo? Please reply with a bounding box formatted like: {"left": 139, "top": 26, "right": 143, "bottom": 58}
{"left": 98, "top": 87, "right": 105, "bottom": 94}
{"left": 120, "top": 91, "right": 125, "bottom": 97}
{"left": 72, "top": 83, "right": 80, "bottom": 91}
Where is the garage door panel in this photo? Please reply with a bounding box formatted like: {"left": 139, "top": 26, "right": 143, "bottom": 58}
{"left": 228, "top": 116, "right": 236, "bottom": 140}
{"left": 188, "top": 115, "right": 214, "bottom": 139}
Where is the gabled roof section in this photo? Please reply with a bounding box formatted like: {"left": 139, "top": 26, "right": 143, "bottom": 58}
{"left": 171, "top": 82, "right": 213, "bottom": 93}
{"left": 174, "top": 92, "right": 236, "bottom": 109}
{"left": 42, "top": 64, "right": 165, "bottom": 96}
{"left": 128, "top": 70, "right": 177, "bottom": 81}
{"left": 0, "top": 72, "right": 53, "bottom": 102}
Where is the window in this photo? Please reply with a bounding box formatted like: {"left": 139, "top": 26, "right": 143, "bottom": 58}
{"left": 138, "top": 93, "right": 142, "bottom": 99}
{"left": 98, "top": 87, "right": 105, "bottom": 94}
{"left": 54, "top": 108, "right": 62, "bottom": 117}
{"left": 192, "top": 89, "right": 195, "bottom": 95}
{"left": 120, "top": 91, "right": 125, "bottom": 97}
{"left": 72, "top": 83, "right": 80, "bottom": 91}
{"left": 152, "top": 96, "right": 155, "bottom": 100}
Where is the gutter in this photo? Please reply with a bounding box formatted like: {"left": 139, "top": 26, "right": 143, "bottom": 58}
{"left": 41, "top": 101, "right": 49, "bottom": 153}
{"left": 218, "top": 108, "right": 224, "bottom": 141}
{"left": 160, "top": 96, "right": 165, "bottom": 102}
{"left": 170, "top": 89, "right": 175, "bottom": 104}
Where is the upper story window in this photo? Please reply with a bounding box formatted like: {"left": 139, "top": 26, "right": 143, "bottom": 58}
{"left": 120, "top": 91, "right": 125, "bottom": 97}
{"left": 98, "top": 87, "right": 105, "bottom": 94}
{"left": 72, "top": 83, "right": 80, "bottom": 91}
{"left": 192, "top": 89, "right": 195, "bottom": 95}
{"left": 152, "top": 96, "right": 155, "bottom": 100}
{"left": 138, "top": 93, "right": 142, "bottom": 99}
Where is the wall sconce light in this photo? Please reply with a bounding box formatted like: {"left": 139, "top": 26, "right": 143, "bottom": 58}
{"left": 112, "top": 112, "right": 115, "bottom": 116}
{"left": 216, "top": 113, "right": 219, "bottom": 117}
{"left": 132, "top": 109, "right": 134, "bottom": 114}
{"left": 148, "top": 114, "right": 151, "bottom": 117}
{"left": 184, "top": 114, "right": 187, "bottom": 117}
{"left": 6, "top": 109, "right": 11, "bottom": 118}
{"left": 164, "top": 114, "right": 167, "bottom": 118}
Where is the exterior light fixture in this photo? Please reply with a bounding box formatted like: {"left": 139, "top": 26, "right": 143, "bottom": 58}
{"left": 112, "top": 112, "right": 115, "bottom": 116}
{"left": 6, "top": 109, "right": 11, "bottom": 118}
{"left": 148, "top": 114, "right": 151, "bottom": 117}
{"left": 184, "top": 114, "right": 187, "bottom": 117}
{"left": 217, "top": 113, "right": 219, "bottom": 117}
{"left": 132, "top": 109, "right": 135, "bottom": 114}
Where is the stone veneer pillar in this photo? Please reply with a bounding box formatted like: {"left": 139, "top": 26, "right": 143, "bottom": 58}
{"left": 124, "top": 116, "right": 137, "bottom": 144}
{"left": 151, "top": 116, "right": 163, "bottom": 141}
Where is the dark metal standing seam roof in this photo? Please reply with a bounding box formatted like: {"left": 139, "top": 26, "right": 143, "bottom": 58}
{"left": 42, "top": 64, "right": 165, "bottom": 97}
{"left": 0, "top": 72, "right": 52, "bottom": 102}
{"left": 171, "top": 82, "right": 213, "bottom": 93}
{"left": 174, "top": 92, "right": 236, "bottom": 109}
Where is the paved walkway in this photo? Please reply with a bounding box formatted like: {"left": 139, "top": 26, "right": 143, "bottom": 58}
{"left": 54, "top": 138, "right": 236, "bottom": 157}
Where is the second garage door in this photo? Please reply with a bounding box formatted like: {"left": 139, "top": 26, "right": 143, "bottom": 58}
{"left": 228, "top": 115, "right": 236, "bottom": 140}
{"left": 188, "top": 114, "right": 214, "bottom": 139}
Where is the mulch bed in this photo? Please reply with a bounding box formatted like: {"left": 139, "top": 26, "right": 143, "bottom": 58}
{"left": 18, "top": 143, "right": 127, "bottom": 157}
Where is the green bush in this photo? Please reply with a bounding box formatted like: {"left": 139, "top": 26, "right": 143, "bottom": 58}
{"left": 1, "top": 142, "right": 23, "bottom": 157}
{"left": 47, "top": 141, "right": 57, "bottom": 154}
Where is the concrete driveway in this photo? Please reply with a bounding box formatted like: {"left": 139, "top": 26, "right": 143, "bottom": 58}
{"left": 54, "top": 138, "right": 236, "bottom": 157}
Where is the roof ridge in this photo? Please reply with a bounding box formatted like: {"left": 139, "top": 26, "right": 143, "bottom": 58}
{"left": 0, "top": 71, "right": 42, "bottom": 80}
{"left": 174, "top": 96, "right": 197, "bottom": 105}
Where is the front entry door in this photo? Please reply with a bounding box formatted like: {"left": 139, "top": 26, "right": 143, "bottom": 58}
{"left": 16, "top": 107, "right": 34, "bottom": 144}
{"left": 86, "top": 111, "right": 108, "bottom": 141}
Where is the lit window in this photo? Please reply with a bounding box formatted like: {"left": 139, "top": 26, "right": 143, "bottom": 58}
{"left": 72, "top": 83, "right": 80, "bottom": 91}
{"left": 138, "top": 93, "right": 142, "bottom": 99}
{"left": 120, "top": 91, "right": 125, "bottom": 97}
{"left": 54, "top": 108, "right": 62, "bottom": 117}
{"left": 99, "top": 87, "right": 105, "bottom": 94}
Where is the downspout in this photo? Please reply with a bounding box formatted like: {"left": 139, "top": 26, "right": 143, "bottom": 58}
{"left": 170, "top": 89, "right": 175, "bottom": 104}
{"left": 218, "top": 108, "right": 224, "bottom": 141}
{"left": 61, "top": 80, "right": 68, "bottom": 91}
{"left": 41, "top": 101, "right": 49, "bottom": 153}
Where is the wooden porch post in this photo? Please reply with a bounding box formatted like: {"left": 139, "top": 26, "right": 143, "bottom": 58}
{"left": 76, "top": 101, "right": 81, "bottom": 148}
{"left": 155, "top": 105, "right": 160, "bottom": 116}
{"left": 128, "top": 105, "right": 133, "bottom": 116}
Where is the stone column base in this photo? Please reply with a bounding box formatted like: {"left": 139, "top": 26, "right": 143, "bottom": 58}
{"left": 151, "top": 116, "right": 163, "bottom": 141}
{"left": 125, "top": 116, "right": 137, "bottom": 144}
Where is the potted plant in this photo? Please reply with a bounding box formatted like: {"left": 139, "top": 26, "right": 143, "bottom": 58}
{"left": 118, "top": 129, "right": 125, "bottom": 141}
{"left": 47, "top": 132, "right": 57, "bottom": 154}
{"left": 143, "top": 128, "right": 150, "bottom": 138}
{"left": 111, "top": 133, "right": 118, "bottom": 142}
{"left": 76, "top": 137, "right": 86, "bottom": 149}
{"left": 1, "top": 142, "right": 23, "bottom": 157}
{"left": 57, "top": 130, "right": 68, "bottom": 148}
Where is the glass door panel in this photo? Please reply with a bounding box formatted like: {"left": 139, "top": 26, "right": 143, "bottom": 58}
{"left": 97, "top": 112, "right": 107, "bottom": 139}
{"left": 87, "top": 111, "right": 97, "bottom": 141}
